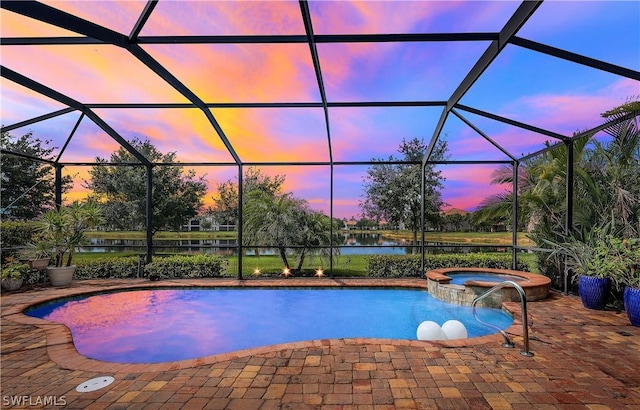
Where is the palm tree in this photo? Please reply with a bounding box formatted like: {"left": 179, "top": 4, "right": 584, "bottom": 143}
{"left": 242, "top": 190, "right": 305, "bottom": 270}
{"left": 242, "top": 189, "right": 340, "bottom": 273}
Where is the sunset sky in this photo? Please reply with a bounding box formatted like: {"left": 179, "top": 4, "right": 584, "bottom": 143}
{"left": 1, "top": 0, "right": 639, "bottom": 219}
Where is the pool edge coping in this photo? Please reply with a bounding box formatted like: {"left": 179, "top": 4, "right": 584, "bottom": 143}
{"left": 2, "top": 278, "right": 522, "bottom": 372}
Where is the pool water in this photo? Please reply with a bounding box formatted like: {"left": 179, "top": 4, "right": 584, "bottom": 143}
{"left": 26, "top": 287, "right": 513, "bottom": 363}
{"left": 447, "top": 273, "right": 526, "bottom": 285}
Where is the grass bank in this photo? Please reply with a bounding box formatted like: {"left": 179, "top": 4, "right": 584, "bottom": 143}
{"left": 89, "top": 230, "right": 534, "bottom": 246}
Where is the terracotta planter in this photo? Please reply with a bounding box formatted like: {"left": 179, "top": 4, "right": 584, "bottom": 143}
{"left": 46, "top": 266, "right": 75, "bottom": 287}
{"left": 623, "top": 287, "right": 640, "bottom": 327}
{"left": 1, "top": 278, "right": 24, "bottom": 291}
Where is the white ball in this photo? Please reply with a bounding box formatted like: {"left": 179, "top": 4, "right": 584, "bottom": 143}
{"left": 416, "top": 321, "right": 447, "bottom": 341}
{"left": 441, "top": 320, "right": 468, "bottom": 340}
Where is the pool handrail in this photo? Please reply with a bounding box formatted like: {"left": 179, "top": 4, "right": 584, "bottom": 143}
{"left": 472, "top": 280, "right": 534, "bottom": 357}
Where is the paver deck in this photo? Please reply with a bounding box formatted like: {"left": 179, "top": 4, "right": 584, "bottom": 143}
{"left": 2, "top": 278, "right": 639, "bottom": 409}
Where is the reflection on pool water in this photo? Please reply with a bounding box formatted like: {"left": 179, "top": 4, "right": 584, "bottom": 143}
{"left": 26, "top": 288, "right": 513, "bottom": 363}
{"left": 447, "top": 273, "right": 526, "bottom": 285}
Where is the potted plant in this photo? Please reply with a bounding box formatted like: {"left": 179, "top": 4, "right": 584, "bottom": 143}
{"left": 1, "top": 257, "right": 30, "bottom": 291}
{"left": 547, "top": 230, "right": 624, "bottom": 310}
{"left": 35, "top": 201, "right": 103, "bottom": 287}
{"left": 611, "top": 238, "right": 640, "bottom": 326}
{"left": 20, "top": 241, "right": 51, "bottom": 271}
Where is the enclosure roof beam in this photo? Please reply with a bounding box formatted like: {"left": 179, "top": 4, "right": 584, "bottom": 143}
{"left": 129, "top": 0, "right": 158, "bottom": 41}
{"left": 0, "top": 149, "right": 56, "bottom": 165}
{"left": 451, "top": 109, "right": 517, "bottom": 161}
{"left": 1, "top": 0, "right": 241, "bottom": 166}
{"left": 455, "top": 104, "right": 568, "bottom": 142}
{"left": 82, "top": 101, "right": 448, "bottom": 109}
{"left": 1, "top": 32, "right": 499, "bottom": 46}
{"left": 1, "top": 107, "right": 77, "bottom": 133}
{"left": 446, "top": 1, "right": 542, "bottom": 112}
{"left": 510, "top": 37, "right": 640, "bottom": 81}
{"left": 127, "top": 44, "right": 242, "bottom": 165}
{"left": 518, "top": 109, "right": 640, "bottom": 162}
{"left": 422, "top": 0, "right": 543, "bottom": 165}
{"left": 300, "top": 0, "right": 332, "bottom": 163}
{"left": 1, "top": 0, "right": 128, "bottom": 46}
{"left": 0, "top": 66, "right": 151, "bottom": 167}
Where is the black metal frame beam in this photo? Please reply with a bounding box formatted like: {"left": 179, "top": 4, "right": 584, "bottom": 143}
{"left": 300, "top": 0, "right": 336, "bottom": 275}
{"left": 55, "top": 113, "right": 84, "bottom": 163}
{"left": 0, "top": 65, "right": 151, "bottom": 167}
{"left": 129, "top": 0, "right": 158, "bottom": 41}
{"left": 1, "top": 1, "right": 128, "bottom": 46}
{"left": 518, "top": 109, "right": 640, "bottom": 162}
{"left": 456, "top": 104, "right": 568, "bottom": 142}
{"left": 422, "top": 1, "right": 543, "bottom": 166}
{"left": 1, "top": 33, "right": 498, "bottom": 46}
{"left": 0, "top": 108, "right": 77, "bottom": 133}
{"left": 511, "top": 37, "right": 640, "bottom": 81}
{"left": 450, "top": 109, "right": 517, "bottom": 161}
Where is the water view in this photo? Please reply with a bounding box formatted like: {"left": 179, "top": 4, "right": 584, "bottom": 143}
{"left": 86, "top": 233, "right": 507, "bottom": 255}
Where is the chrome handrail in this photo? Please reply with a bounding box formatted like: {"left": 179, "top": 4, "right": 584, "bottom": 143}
{"left": 472, "top": 280, "right": 534, "bottom": 357}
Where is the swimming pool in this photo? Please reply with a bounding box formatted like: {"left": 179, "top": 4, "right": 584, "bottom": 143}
{"left": 26, "top": 287, "right": 513, "bottom": 363}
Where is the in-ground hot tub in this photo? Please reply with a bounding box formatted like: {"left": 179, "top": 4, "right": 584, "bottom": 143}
{"left": 426, "top": 267, "right": 551, "bottom": 308}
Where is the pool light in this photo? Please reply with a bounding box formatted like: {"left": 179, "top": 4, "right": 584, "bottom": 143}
{"left": 281, "top": 268, "right": 291, "bottom": 277}
{"left": 314, "top": 268, "right": 324, "bottom": 277}
{"left": 416, "top": 321, "right": 447, "bottom": 341}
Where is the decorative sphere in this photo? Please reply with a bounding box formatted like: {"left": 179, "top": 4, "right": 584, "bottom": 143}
{"left": 416, "top": 321, "right": 447, "bottom": 341}
{"left": 441, "top": 320, "right": 468, "bottom": 340}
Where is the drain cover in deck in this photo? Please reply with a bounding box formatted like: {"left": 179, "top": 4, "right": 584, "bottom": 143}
{"left": 76, "top": 376, "right": 115, "bottom": 392}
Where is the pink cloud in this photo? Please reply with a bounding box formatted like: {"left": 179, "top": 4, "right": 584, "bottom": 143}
{"left": 2, "top": 45, "right": 189, "bottom": 104}
{"left": 512, "top": 78, "right": 640, "bottom": 135}
{"left": 140, "top": 1, "right": 304, "bottom": 36}
{"left": 142, "top": 42, "right": 318, "bottom": 103}
{"left": 38, "top": 1, "right": 148, "bottom": 34}
{"left": 310, "top": 1, "right": 516, "bottom": 35}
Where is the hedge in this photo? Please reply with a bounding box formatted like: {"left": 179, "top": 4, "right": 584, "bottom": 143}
{"left": 144, "top": 254, "right": 228, "bottom": 279}
{"left": 74, "top": 256, "right": 141, "bottom": 279}
{"left": 0, "top": 221, "right": 39, "bottom": 258}
{"left": 366, "top": 254, "right": 530, "bottom": 277}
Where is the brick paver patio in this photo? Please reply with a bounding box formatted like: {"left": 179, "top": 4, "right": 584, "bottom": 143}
{"left": 2, "top": 278, "right": 639, "bottom": 409}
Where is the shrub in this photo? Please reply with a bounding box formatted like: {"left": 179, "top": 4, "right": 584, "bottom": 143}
{"left": 144, "top": 254, "right": 228, "bottom": 279}
{"left": 0, "top": 221, "right": 38, "bottom": 257}
{"left": 75, "top": 256, "right": 141, "bottom": 279}
{"left": 367, "top": 254, "right": 529, "bottom": 277}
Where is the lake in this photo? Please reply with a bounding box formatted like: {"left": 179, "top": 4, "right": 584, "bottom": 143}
{"left": 86, "top": 233, "right": 507, "bottom": 255}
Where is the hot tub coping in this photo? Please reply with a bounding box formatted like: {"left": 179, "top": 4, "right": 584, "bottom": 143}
{"left": 426, "top": 267, "right": 550, "bottom": 289}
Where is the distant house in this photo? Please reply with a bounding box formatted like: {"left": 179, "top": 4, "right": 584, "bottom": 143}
{"left": 183, "top": 216, "right": 235, "bottom": 232}
{"left": 344, "top": 218, "right": 358, "bottom": 230}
